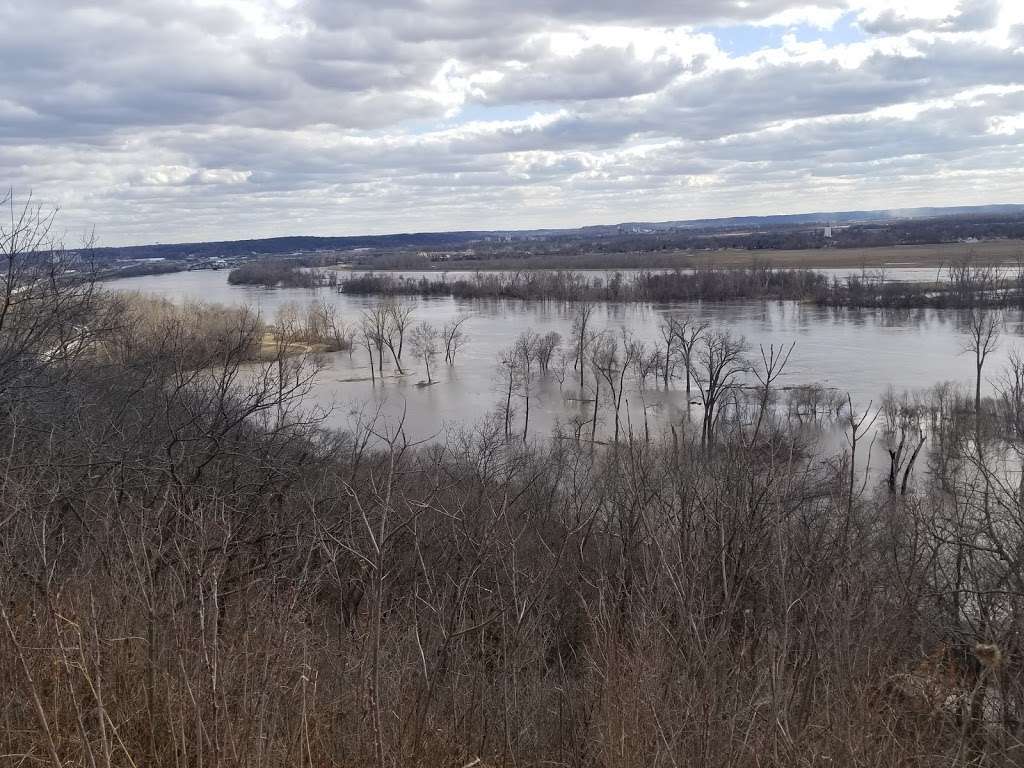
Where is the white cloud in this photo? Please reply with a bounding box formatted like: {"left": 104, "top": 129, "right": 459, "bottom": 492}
{"left": 1, "top": 0, "right": 1022, "bottom": 244}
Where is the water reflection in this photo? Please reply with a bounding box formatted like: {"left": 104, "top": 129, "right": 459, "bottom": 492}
{"left": 106, "top": 270, "right": 1024, "bottom": 444}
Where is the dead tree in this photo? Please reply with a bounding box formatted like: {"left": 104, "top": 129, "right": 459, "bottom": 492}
{"left": 658, "top": 318, "right": 679, "bottom": 387}
{"left": 881, "top": 388, "right": 926, "bottom": 495}
{"left": 410, "top": 322, "right": 440, "bottom": 384}
{"left": 571, "top": 303, "right": 596, "bottom": 391}
{"left": 591, "top": 330, "right": 640, "bottom": 443}
{"left": 441, "top": 315, "right": 470, "bottom": 364}
{"left": 844, "top": 395, "right": 880, "bottom": 513}
{"left": 534, "top": 331, "right": 561, "bottom": 374}
{"left": 964, "top": 309, "right": 1001, "bottom": 420}
{"left": 385, "top": 301, "right": 415, "bottom": 362}
{"left": 675, "top": 318, "right": 710, "bottom": 396}
{"left": 514, "top": 332, "right": 539, "bottom": 442}
{"left": 750, "top": 341, "right": 795, "bottom": 445}
{"left": 362, "top": 304, "right": 391, "bottom": 376}
{"left": 695, "top": 330, "right": 747, "bottom": 443}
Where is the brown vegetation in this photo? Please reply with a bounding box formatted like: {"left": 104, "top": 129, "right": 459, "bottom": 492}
{"left": 6, "top": 197, "right": 1024, "bottom": 766}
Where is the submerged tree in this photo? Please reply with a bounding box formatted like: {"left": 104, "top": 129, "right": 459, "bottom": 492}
{"left": 410, "top": 322, "right": 440, "bottom": 384}
{"left": 441, "top": 315, "right": 470, "bottom": 364}
{"left": 675, "top": 317, "right": 710, "bottom": 396}
{"left": 695, "top": 330, "right": 748, "bottom": 443}
{"left": 362, "top": 303, "right": 391, "bottom": 375}
{"left": 965, "top": 308, "right": 1001, "bottom": 420}
{"left": 591, "top": 329, "right": 640, "bottom": 443}
{"left": 571, "top": 303, "right": 596, "bottom": 390}
{"left": 385, "top": 300, "right": 415, "bottom": 362}
{"left": 534, "top": 331, "right": 561, "bottom": 373}
{"left": 881, "top": 387, "right": 927, "bottom": 495}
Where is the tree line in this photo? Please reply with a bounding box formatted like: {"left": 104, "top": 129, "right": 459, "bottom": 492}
{"left": 339, "top": 261, "right": 1024, "bottom": 309}
{"left": 340, "top": 265, "right": 829, "bottom": 303}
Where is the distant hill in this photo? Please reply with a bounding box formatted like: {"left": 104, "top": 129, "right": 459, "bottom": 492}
{"left": 618, "top": 204, "right": 1024, "bottom": 233}
{"left": 89, "top": 203, "right": 1024, "bottom": 262}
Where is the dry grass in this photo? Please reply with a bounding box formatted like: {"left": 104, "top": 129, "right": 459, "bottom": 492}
{"left": 686, "top": 240, "right": 1024, "bottom": 268}
{"left": 252, "top": 332, "right": 333, "bottom": 361}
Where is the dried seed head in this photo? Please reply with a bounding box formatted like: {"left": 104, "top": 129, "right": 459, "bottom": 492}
{"left": 975, "top": 643, "right": 1003, "bottom": 669}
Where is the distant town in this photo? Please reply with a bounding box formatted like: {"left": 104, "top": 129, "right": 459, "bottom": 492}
{"left": 89, "top": 203, "right": 1024, "bottom": 280}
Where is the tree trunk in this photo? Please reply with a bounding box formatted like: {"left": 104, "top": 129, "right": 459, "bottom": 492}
{"left": 976, "top": 363, "right": 982, "bottom": 417}
{"left": 523, "top": 394, "right": 529, "bottom": 442}
{"left": 900, "top": 434, "right": 926, "bottom": 495}
{"left": 504, "top": 373, "right": 513, "bottom": 438}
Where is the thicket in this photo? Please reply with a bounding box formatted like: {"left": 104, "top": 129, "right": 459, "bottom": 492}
{"left": 340, "top": 265, "right": 830, "bottom": 303}
{"left": 341, "top": 261, "right": 1024, "bottom": 309}
{"left": 5, "top": 197, "right": 1024, "bottom": 766}
{"left": 227, "top": 260, "right": 335, "bottom": 288}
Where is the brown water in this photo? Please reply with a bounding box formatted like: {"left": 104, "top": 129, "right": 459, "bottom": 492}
{"left": 107, "top": 270, "right": 1024, "bottom": 443}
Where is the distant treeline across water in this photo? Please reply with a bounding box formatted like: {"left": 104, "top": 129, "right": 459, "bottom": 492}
{"left": 337, "top": 263, "right": 1024, "bottom": 309}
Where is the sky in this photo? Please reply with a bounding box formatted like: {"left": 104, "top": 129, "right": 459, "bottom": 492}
{"left": 4, "top": 0, "right": 1024, "bottom": 246}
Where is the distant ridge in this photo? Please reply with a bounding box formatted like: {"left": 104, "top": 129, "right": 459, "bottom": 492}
{"left": 621, "top": 204, "right": 1024, "bottom": 231}
{"left": 92, "top": 203, "right": 1024, "bottom": 260}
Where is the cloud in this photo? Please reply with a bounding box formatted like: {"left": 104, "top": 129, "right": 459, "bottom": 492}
{"left": 857, "top": 0, "right": 1002, "bottom": 34}
{"left": 0, "top": 0, "right": 1022, "bottom": 244}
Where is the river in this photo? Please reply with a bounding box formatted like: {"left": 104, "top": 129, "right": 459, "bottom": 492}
{"left": 105, "top": 269, "right": 1024, "bottom": 444}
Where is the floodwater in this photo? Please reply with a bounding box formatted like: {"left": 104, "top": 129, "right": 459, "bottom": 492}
{"left": 106, "top": 269, "right": 1024, "bottom": 444}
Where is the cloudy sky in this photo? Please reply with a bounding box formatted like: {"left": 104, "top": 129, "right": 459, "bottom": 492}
{"left": 4, "top": 0, "right": 1024, "bottom": 245}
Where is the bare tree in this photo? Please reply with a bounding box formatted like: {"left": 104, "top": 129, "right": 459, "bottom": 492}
{"left": 360, "top": 319, "right": 377, "bottom": 382}
{"left": 0, "top": 191, "right": 101, "bottom": 396}
{"left": 497, "top": 339, "right": 532, "bottom": 440}
{"left": 306, "top": 298, "right": 354, "bottom": 352}
{"left": 675, "top": 317, "right": 710, "bottom": 396}
{"left": 591, "top": 330, "right": 640, "bottom": 443}
{"left": 272, "top": 301, "right": 302, "bottom": 357}
{"left": 998, "top": 348, "right": 1024, "bottom": 435}
{"left": 513, "top": 332, "right": 539, "bottom": 441}
{"left": 533, "top": 331, "right": 561, "bottom": 373}
{"left": 694, "top": 330, "right": 748, "bottom": 442}
{"left": 385, "top": 301, "right": 415, "bottom": 362}
{"left": 964, "top": 309, "right": 1001, "bottom": 419}
{"left": 570, "top": 303, "right": 596, "bottom": 390}
{"left": 441, "top": 315, "right": 470, "bottom": 364}
{"left": 630, "top": 339, "right": 659, "bottom": 442}
{"left": 409, "top": 322, "right": 440, "bottom": 384}
{"left": 362, "top": 304, "right": 391, "bottom": 376}
{"left": 844, "top": 395, "right": 879, "bottom": 512}
{"left": 749, "top": 341, "right": 795, "bottom": 444}
{"left": 880, "top": 387, "right": 927, "bottom": 495}
{"left": 498, "top": 351, "right": 515, "bottom": 438}
{"left": 658, "top": 317, "right": 679, "bottom": 387}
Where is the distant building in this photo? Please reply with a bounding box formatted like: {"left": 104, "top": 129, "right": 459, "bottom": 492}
{"left": 823, "top": 226, "right": 833, "bottom": 238}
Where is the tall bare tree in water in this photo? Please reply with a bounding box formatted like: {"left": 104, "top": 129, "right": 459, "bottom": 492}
{"left": 965, "top": 309, "right": 1001, "bottom": 419}
{"left": 441, "top": 315, "right": 469, "bottom": 364}
{"left": 675, "top": 317, "right": 710, "bottom": 396}
{"left": 409, "top": 322, "right": 439, "bottom": 384}
{"left": 695, "top": 330, "right": 747, "bottom": 443}
{"left": 385, "top": 301, "right": 415, "bottom": 362}
{"left": 571, "top": 303, "right": 596, "bottom": 390}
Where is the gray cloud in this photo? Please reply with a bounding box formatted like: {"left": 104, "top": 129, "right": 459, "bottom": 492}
{"left": 1, "top": 0, "right": 1022, "bottom": 244}
{"left": 860, "top": 0, "right": 1003, "bottom": 34}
